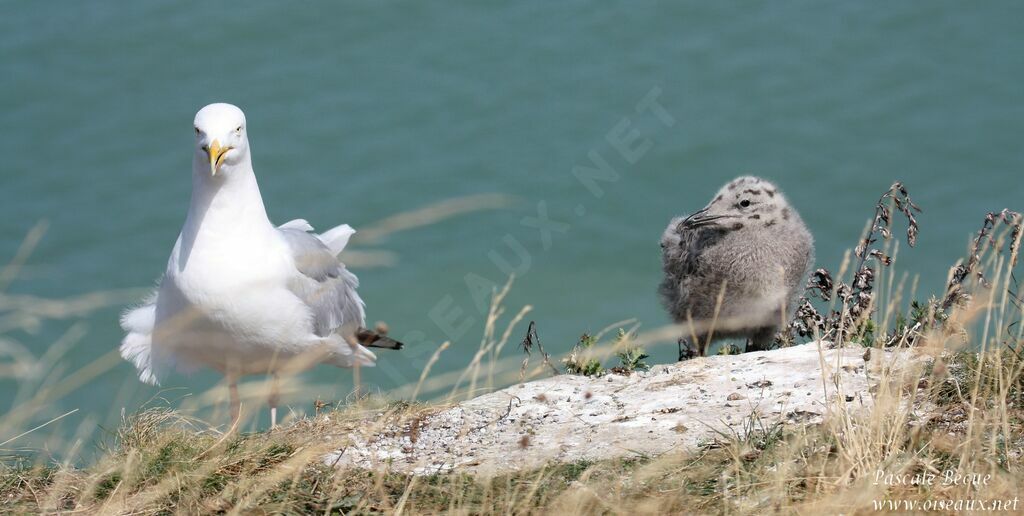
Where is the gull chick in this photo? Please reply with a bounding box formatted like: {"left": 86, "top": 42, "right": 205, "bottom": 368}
{"left": 659, "top": 176, "right": 814, "bottom": 359}
{"left": 120, "top": 103, "right": 402, "bottom": 426}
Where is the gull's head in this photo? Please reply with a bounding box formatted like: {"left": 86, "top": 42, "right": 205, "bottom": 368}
{"left": 193, "top": 103, "right": 249, "bottom": 177}
{"left": 682, "top": 176, "right": 792, "bottom": 231}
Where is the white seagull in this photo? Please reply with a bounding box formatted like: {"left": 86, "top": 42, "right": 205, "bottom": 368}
{"left": 120, "top": 103, "right": 402, "bottom": 427}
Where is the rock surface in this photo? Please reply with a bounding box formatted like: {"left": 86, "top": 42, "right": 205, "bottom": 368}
{"left": 327, "top": 342, "right": 923, "bottom": 475}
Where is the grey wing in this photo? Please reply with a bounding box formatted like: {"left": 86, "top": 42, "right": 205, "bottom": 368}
{"left": 278, "top": 227, "right": 366, "bottom": 337}
{"left": 660, "top": 218, "right": 712, "bottom": 281}
{"left": 661, "top": 218, "right": 696, "bottom": 276}
{"left": 659, "top": 219, "right": 724, "bottom": 319}
{"left": 659, "top": 218, "right": 691, "bottom": 316}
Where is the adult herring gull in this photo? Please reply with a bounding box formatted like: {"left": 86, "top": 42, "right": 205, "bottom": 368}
{"left": 120, "top": 103, "right": 402, "bottom": 426}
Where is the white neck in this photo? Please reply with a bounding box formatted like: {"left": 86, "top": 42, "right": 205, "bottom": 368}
{"left": 186, "top": 152, "right": 270, "bottom": 228}
{"left": 174, "top": 152, "right": 273, "bottom": 269}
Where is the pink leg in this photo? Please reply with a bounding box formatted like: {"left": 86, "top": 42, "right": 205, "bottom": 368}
{"left": 268, "top": 373, "right": 280, "bottom": 428}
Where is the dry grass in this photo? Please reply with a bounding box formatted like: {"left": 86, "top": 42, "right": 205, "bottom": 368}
{"left": 2, "top": 191, "right": 1024, "bottom": 514}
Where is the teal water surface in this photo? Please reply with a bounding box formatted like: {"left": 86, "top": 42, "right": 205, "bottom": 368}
{"left": 2, "top": 2, "right": 1023, "bottom": 451}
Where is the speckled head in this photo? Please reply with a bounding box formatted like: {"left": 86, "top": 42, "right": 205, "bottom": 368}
{"left": 683, "top": 176, "right": 795, "bottom": 230}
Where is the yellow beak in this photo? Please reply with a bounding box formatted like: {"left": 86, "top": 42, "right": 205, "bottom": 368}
{"left": 206, "top": 139, "right": 230, "bottom": 176}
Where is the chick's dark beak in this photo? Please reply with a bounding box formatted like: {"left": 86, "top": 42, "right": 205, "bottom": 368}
{"left": 677, "top": 207, "right": 736, "bottom": 230}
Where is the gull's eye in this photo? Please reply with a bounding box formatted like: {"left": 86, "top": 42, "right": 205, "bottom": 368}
{"left": 235, "top": 125, "right": 243, "bottom": 133}
{"left": 194, "top": 127, "right": 201, "bottom": 135}
{"left": 740, "top": 199, "right": 751, "bottom": 208}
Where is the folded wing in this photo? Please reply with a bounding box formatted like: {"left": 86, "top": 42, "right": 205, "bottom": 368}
{"left": 278, "top": 222, "right": 366, "bottom": 338}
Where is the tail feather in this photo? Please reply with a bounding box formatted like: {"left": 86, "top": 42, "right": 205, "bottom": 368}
{"left": 119, "top": 302, "right": 162, "bottom": 385}
{"left": 356, "top": 327, "right": 404, "bottom": 350}
{"left": 324, "top": 334, "right": 377, "bottom": 368}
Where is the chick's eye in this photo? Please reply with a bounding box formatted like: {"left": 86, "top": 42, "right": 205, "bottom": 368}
{"left": 740, "top": 199, "right": 751, "bottom": 208}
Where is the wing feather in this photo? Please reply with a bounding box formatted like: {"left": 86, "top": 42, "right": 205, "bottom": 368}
{"left": 278, "top": 225, "right": 366, "bottom": 337}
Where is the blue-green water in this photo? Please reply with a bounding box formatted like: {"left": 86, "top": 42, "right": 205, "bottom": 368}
{"left": 3, "top": 2, "right": 1024, "bottom": 449}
